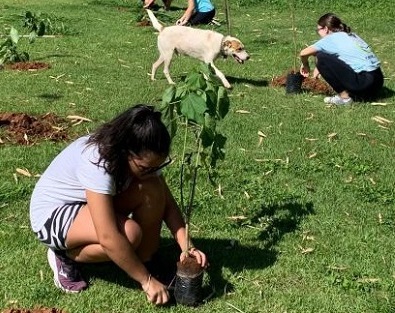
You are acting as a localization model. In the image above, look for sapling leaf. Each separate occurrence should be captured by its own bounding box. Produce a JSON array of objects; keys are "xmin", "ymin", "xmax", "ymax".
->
[
  {"xmin": 185, "ymin": 71, "xmax": 206, "ymax": 91},
  {"xmin": 28, "ymin": 31, "xmax": 37, "ymax": 43},
  {"xmin": 10, "ymin": 28, "xmax": 20, "ymax": 45},
  {"xmin": 180, "ymin": 93, "xmax": 207, "ymax": 125},
  {"xmin": 160, "ymin": 85, "xmax": 178, "ymax": 138},
  {"xmin": 161, "ymin": 85, "xmax": 176, "ymax": 106}
]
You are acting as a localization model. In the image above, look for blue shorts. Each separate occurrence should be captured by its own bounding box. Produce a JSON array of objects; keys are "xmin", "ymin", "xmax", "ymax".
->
[{"xmin": 34, "ymin": 202, "xmax": 84, "ymax": 250}]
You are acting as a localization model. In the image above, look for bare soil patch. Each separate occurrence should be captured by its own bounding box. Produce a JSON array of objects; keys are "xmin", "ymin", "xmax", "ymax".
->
[
  {"xmin": 4, "ymin": 62, "xmax": 51, "ymax": 71},
  {"xmin": 0, "ymin": 112, "xmax": 69, "ymax": 145},
  {"xmin": 271, "ymin": 74, "xmax": 334, "ymax": 95}
]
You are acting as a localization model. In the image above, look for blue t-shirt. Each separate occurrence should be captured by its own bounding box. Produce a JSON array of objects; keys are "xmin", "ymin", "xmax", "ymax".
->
[
  {"xmin": 195, "ymin": 0, "xmax": 214, "ymax": 13},
  {"xmin": 313, "ymin": 32, "xmax": 380, "ymax": 73}
]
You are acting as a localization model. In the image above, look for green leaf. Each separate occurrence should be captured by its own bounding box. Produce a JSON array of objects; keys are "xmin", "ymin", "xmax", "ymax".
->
[
  {"xmin": 10, "ymin": 28, "xmax": 20, "ymax": 45},
  {"xmin": 185, "ymin": 71, "xmax": 206, "ymax": 91},
  {"xmin": 28, "ymin": 31, "xmax": 37, "ymax": 43},
  {"xmin": 180, "ymin": 93, "xmax": 207, "ymax": 125},
  {"xmin": 161, "ymin": 85, "xmax": 176, "ymax": 106},
  {"xmin": 160, "ymin": 86, "xmax": 178, "ymax": 139}
]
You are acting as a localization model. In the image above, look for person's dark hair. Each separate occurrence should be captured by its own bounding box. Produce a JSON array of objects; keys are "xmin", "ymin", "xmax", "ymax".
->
[
  {"xmin": 318, "ymin": 13, "xmax": 351, "ymax": 33},
  {"xmin": 87, "ymin": 104, "xmax": 171, "ymax": 191}
]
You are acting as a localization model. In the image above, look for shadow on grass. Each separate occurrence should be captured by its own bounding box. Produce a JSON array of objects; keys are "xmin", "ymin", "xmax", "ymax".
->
[
  {"xmin": 226, "ymin": 76, "xmax": 269, "ymax": 87},
  {"xmin": 82, "ymin": 200, "xmax": 313, "ymax": 304},
  {"xmin": 377, "ymin": 86, "xmax": 395, "ymax": 101}
]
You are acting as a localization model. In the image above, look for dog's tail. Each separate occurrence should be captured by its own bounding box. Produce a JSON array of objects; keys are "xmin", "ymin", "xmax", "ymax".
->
[{"xmin": 146, "ymin": 9, "xmax": 164, "ymax": 32}]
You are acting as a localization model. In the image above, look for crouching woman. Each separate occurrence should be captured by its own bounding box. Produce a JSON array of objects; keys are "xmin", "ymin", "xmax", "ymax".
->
[
  {"xmin": 300, "ymin": 13, "xmax": 384, "ymax": 105},
  {"xmin": 30, "ymin": 104, "xmax": 208, "ymax": 305}
]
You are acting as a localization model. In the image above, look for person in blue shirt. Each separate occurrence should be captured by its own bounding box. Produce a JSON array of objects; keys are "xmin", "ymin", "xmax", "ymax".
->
[
  {"xmin": 300, "ymin": 13, "xmax": 383, "ymax": 105},
  {"xmin": 176, "ymin": 0, "xmax": 215, "ymax": 25}
]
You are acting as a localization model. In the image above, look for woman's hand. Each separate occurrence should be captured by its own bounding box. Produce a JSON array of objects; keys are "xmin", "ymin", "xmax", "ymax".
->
[
  {"xmin": 300, "ymin": 63, "xmax": 310, "ymax": 78},
  {"xmin": 176, "ymin": 18, "xmax": 188, "ymax": 26},
  {"xmin": 180, "ymin": 248, "xmax": 209, "ymax": 268},
  {"xmin": 312, "ymin": 67, "xmax": 321, "ymax": 79},
  {"xmin": 142, "ymin": 275, "xmax": 170, "ymax": 305}
]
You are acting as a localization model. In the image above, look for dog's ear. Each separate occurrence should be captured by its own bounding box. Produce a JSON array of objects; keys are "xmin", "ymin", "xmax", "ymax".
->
[{"xmin": 223, "ymin": 40, "xmax": 233, "ymax": 48}]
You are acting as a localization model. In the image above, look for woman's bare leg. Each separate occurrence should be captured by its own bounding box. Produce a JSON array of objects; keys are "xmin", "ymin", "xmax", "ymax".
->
[{"xmin": 65, "ymin": 175, "xmax": 166, "ymax": 263}]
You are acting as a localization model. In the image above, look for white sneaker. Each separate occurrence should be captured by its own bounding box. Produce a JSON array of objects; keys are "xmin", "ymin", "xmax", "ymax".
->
[{"xmin": 324, "ymin": 95, "xmax": 353, "ymax": 105}]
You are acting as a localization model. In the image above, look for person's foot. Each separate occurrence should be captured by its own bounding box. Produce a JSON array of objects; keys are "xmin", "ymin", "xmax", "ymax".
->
[
  {"xmin": 47, "ymin": 248, "xmax": 87, "ymax": 293},
  {"xmin": 324, "ymin": 95, "xmax": 353, "ymax": 105}
]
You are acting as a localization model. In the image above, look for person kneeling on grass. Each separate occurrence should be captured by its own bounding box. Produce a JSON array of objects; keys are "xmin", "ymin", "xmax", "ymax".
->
[
  {"xmin": 29, "ymin": 104, "xmax": 208, "ymax": 305},
  {"xmin": 299, "ymin": 13, "xmax": 384, "ymax": 105},
  {"xmin": 176, "ymin": 0, "xmax": 215, "ymax": 26}
]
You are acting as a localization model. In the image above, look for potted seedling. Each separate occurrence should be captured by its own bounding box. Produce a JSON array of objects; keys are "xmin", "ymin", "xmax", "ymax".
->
[
  {"xmin": 160, "ymin": 63, "xmax": 229, "ymax": 306},
  {"xmin": 285, "ymin": 0, "xmax": 303, "ymax": 94}
]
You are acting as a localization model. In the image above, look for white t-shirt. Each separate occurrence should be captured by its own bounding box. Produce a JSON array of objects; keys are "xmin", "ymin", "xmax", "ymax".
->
[{"xmin": 30, "ymin": 136, "xmax": 115, "ymax": 232}]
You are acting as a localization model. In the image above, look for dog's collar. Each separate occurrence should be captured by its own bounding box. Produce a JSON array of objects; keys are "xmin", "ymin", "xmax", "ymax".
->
[{"xmin": 220, "ymin": 37, "xmax": 228, "ymax": 58}]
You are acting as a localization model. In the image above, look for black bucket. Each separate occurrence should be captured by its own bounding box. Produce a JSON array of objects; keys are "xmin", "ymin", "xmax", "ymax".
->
[
  {"xmin": 286, "ymin": 72, "xmax": 304, "ymax": 94},
  {"xmin": 174, "ymin": 271, "xmax": 204, "ymax": 306}
]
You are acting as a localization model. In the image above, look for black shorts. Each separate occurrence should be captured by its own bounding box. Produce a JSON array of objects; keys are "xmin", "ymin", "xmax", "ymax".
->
[{"xmin": 34, "ymin": 202, "xmax": 84, "ymax": 250}]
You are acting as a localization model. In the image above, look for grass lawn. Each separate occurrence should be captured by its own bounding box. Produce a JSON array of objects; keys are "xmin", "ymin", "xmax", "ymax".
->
[{"xmin": 1, "ymin": 0, "xmax": 395, "ymax": 312}]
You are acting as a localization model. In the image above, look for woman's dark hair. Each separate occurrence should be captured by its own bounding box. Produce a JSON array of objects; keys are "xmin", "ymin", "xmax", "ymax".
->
[
  {"xmin": 318, "ymin": 13, "xmax": 351, "ymax": 33},
  {"xmin": 87, "ymin": 104, "xmax": 171, "ymax": 191}
]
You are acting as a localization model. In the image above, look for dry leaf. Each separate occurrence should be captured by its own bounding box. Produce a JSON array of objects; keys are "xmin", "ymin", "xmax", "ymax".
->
[
  {"xmin": 257, "ymin": 130, "xmax": 266, "ymax": 138},
  {"xmin": 305, "ymin": 137, "xmax": 318, "ymax": 141},
  {"xmin": 244, "ymin": 191, "xmax": 250, "ymax": 199},
  {"xmin": 227, "ymin": 215, "xmax": 248, "ymax": 221},
  {"xmin": 371, "ymin": 102, "xmax": 388, "ymax": 106},
  {"xmin": 308, "ymin": 152, "xmax": 317, "ymax": 159},
  {"xmin": 16, "ymin": 168, "xmax": 32, "ymax": 177},
  {"xmin": 327, "ymin": 132, "xmax": 337, "ymax": 141},
  {"xmin": 378, "ymin": 213, "xmax": 383, "ymax": 224},
  {"xmin": 372, "ymin": 115, "xmax": 393, "ymax": 125},
  {"xmin": 306, "ymin": 113, "xmax": 314, "ymax": 120},
  {"xmin": 356, "ymin": 278, "xmax": 380, "ymax": 283},
  {"xmin": 67, "ymin": 115, "xmax": 92, "ymax": 122},
  {"xmin": 235, "ymin": 110, "xmax": 250, "ymax": 114},
  {"xmin": 300, "ymin": 247, "xmax": 314, "ymax": 254}
]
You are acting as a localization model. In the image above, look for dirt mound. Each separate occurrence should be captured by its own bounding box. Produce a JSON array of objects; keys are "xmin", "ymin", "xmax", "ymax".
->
[
  {"xmin": 0, "ymin": 112, "xmax": 69, "ymax": 145},
  {"xmin": 271, "ymin": 74, "xmax": 334, "ymax": 95},
  {"xmin": 5, "ymin": 62, "xmax": 51, "ymax": 71},
  {"xmin": 1, "ymin": 309, "xmax": 67, "ymax": 313}
]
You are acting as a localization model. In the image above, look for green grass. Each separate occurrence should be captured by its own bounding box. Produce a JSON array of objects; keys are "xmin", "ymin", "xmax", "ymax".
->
[{"xmin": 1, "ymin": 0, "xmax": 395, "ymax": 312}]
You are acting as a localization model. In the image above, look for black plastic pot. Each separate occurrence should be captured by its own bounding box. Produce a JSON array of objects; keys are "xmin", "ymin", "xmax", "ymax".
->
[
  {"xmin": 174, "ymin": 271, "xmax": 204, "ymax": 306},
  {"xmin": 286, "ymin": 72, "xmax": 304, "ymax": 94}
]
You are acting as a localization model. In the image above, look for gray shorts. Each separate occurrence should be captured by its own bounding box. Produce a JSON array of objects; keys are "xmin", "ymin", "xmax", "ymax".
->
[{"xmin": 34, "ymin": 202, "xmax": 85, "ymax": 250}]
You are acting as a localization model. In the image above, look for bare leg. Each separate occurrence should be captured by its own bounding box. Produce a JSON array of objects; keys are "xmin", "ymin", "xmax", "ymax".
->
[{"xmin": 65, "ymin": 175, "xmax": 166, "ymax": 263}]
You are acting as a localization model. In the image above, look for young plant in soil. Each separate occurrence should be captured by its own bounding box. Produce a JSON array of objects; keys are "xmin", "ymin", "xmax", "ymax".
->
[
  {"xmin": 284, "ymin": 0, "xmax": 304, "ymax": 94},
  {"xmin": 0, "ymin": 11, "xmax": 47, "ymax": 67},
  {"xmin": 160, "ymin": 63, "xmax": 229, "ymax": 306}
]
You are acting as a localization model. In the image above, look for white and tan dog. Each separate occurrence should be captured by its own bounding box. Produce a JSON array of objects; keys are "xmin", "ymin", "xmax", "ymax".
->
[{"xmin": 146, "ymin": 9, "xmax": 249, "ymax": 89}]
